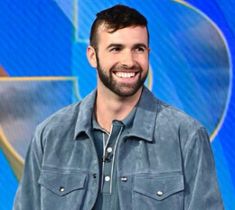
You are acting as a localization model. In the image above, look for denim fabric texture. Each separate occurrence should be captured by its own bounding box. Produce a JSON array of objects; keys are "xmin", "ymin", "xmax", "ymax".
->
[{"xmin": 13, "ymin": 87, "xmax": 224, "ymax": 210}]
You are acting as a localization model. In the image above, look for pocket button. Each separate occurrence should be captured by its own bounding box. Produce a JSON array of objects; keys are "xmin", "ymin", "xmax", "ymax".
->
[
  {"xmin": 156, "ymin": 191, "xmax": 163, "ymax": 196},
  {"xmin": 59, "ymin": 187, "xmax": 65, "ymax": 192}
]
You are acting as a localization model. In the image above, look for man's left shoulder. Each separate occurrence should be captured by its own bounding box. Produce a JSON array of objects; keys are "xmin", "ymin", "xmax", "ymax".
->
[
  {"xmin": 159, "ymin": 102, "xmax": 201, "ymax": 128},
  {"xmin": 142, "ymin": 87, "xmax": 206, "ymax": 135},
  {"xmin": 153, "ymin": 97, "xmax": 206, "ymax": 135},
  {"xmin": 154, "ymin": 100, "xmax": 210, "ymax": 151}
]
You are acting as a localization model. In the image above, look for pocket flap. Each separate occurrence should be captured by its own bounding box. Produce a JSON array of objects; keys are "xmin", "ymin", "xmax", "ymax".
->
[
  {"xmin": 38, "ymin": 169, "xmax": 87, "ymax": 196},
  {"xmin": 133, "ymin": 173, "xmax": 184, "ymax": 201}
]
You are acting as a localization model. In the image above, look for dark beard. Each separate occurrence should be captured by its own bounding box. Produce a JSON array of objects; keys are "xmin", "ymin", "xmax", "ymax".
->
[{"xmin": 96, "ymin": 54, "xmax": 148, "ymax": 97}]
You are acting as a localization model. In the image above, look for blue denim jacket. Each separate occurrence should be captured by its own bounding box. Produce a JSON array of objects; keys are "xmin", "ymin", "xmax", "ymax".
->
[{"xmin": 13, "ymin": 87, "xmax": 224, "ymax": 210}]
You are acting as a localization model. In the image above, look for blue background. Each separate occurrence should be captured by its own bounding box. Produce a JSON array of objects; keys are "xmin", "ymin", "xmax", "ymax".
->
[{"xmin": 0, "ymin": 0, "xmax": 234, "ymax": 209}]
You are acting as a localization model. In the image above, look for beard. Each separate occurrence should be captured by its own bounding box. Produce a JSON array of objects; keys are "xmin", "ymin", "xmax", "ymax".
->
[{"xmin": 96, "ymin": 54, "xmax": 148, "ymax": 97}]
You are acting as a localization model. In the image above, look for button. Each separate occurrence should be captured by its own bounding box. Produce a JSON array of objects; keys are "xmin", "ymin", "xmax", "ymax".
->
[
  {"xmin": 107, "ymin": 147, "xmax": 112, "ymax": 153},
  {"xmin": 59, "ymin": 187, "xmax": 65, "ymax": 192},
  {"xmin": 104, "ymin": 176, "xmax": 111, "ymax": 182},
  {"xmin": 121, "ymin": 177, "xmax": 128, "ymax": 182},
  {"xmin": 93, "ymin": 173, "xmax": 97, "ymax": 179},
  {"xmin": 156, "ymin": 191, "xmax": 163, "ymax": 196}
]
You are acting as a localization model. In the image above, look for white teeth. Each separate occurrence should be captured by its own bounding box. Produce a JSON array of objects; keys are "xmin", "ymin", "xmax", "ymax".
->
[{"xmin": 115, "ymin": 72, "xmax": 135, "ymax": 78}]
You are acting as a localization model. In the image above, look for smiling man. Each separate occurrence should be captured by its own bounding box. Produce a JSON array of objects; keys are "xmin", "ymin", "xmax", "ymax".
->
[
  {"xmin": 13, "ymin": 4, "xmax": 224, "ymax": 210},
  {"xmin": 88, "ymin": 24, "xmax": 149, "ymax": 98}
]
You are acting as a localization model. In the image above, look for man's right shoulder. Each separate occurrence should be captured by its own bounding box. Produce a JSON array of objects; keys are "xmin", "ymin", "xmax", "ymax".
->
[
  {"xmin": 36, "ymin": 102, "xmax": 81, "ymax": 136},
  {"xmin": 34, "ymin": 90, "xmax": 96, "ymax": 145}
]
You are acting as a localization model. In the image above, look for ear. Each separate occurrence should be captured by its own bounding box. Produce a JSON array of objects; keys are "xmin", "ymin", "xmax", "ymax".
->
[{"xmin": 87, "ymin": 45, "xmax": 97, "ymax": 68}]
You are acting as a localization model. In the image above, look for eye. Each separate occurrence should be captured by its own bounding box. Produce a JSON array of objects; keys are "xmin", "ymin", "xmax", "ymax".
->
[
  {"xmin": 109, "ymin": 47, "xmax": 121, "ymax": 53},
  {"xmin": 134, "ymin": 46, "xmax": 146, "ymax": 53}
]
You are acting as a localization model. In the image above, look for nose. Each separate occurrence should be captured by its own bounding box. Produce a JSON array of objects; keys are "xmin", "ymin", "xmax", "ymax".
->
[{"xmin": 121, "ymin": 51, "xmax": 135, "ymax": 68}]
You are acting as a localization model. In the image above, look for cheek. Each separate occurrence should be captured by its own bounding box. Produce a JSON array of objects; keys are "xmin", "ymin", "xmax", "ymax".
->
[
  {"xmin": 138, "ymin": 56, "xmax": 149, "ymax": 70},
  {"xmin": 99, "ymin": 60, "xmax": 114, "ymax": 70},
  {"xmin": 99, "ymin": 55, "xmax": 120, "ymax": 69}
]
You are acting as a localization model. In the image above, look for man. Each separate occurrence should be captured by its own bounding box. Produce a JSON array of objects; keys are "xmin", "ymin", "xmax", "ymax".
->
[{"xmin": 13, "ymin": 4, "xmax": 224, "ymax": 210}]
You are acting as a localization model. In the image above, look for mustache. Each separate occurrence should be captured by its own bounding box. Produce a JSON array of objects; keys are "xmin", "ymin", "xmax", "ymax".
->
[{"xmin": 110, "ymin": 63, "xmax": 143, "ymax": 72}]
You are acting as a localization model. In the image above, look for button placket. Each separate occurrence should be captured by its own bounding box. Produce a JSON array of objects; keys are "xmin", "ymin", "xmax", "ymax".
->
[
  {"xmin": 104, "ymin": 176, "xmax": 111, "ymax": 182},
  {"xmin": 107, "ymin": 147, "xmax": 112, "ymax": 153},
  {"xmin": 102, "ymin": 122, "xmax": 123, "ymax": 194}
]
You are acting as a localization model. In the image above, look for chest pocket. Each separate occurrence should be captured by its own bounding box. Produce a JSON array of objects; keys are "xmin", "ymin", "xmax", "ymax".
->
[
  {"xmin": 132, "ymin": 173, "xmax": 184, "ymax": 209},
  {"xmin": 38, "ymin": 168, "xmax": 87, "ymax": 210}
]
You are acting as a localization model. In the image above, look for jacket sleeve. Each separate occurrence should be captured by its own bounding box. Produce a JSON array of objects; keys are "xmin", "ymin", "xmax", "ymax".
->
[
  {"xmin": 183, "ymin": 127, "xmax": 224, "ymax": 210},
  {"xmin": 13, "ymin": 126, "xmax": 43, "ymax": 210}
]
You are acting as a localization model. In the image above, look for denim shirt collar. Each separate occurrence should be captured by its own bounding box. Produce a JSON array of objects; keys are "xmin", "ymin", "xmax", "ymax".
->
[
  {"xmin": 125, "ymin": 87, "xmax": 160, "ymax": 142},
  {"xmin": 74, "ymin": 86, "xmax": 160, "ymax": 142},
  {"xmin": 74, "ymin": 89, "xmax": 97, "ymax": 139}
]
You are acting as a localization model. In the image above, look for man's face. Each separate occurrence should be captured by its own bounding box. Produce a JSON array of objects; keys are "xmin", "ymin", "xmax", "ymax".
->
[{"xmin": 89, "ymin": 25, "xmax": 149, "ymax": 97}]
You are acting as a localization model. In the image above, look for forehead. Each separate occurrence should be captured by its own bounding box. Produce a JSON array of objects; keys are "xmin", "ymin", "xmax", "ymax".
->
[{"xmin": 96, "ymin": 24, "xmax": 148, "ymax": 46}]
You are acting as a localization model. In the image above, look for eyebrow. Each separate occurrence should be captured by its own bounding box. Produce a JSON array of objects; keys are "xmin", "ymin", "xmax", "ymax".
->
[
  {"xmin": 132, "ymin": 43, "xmax": 149, "ymax": 49},
  {"xmin": 106, "ymin": 44, "xmax": 123, "ymax": 50},
  {"xmin": 106, "ymin": 43, "xmax": 149, "ymax": 50}
]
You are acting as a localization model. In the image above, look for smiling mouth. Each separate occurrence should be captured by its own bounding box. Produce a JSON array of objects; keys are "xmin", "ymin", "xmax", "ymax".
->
[{"xmin": 114, "ymin": 72, "xmax": 137, "ymax": 78}]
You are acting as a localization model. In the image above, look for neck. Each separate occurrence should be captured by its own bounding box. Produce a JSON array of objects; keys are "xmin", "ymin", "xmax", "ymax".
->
[{"xmin": 95, "ymin": 86, "xmax": 143, "ymax": 132}]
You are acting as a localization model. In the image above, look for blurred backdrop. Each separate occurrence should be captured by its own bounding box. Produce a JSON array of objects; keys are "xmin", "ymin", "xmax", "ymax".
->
[{"xmin": 0, "ymin": 0, "xmax": 234, "ymax": 209}]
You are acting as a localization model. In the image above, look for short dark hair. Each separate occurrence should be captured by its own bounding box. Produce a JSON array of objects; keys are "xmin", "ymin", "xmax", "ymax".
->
[{"xmin": 89, "ymin": 4, "xmax": 149, "ymax": 48}]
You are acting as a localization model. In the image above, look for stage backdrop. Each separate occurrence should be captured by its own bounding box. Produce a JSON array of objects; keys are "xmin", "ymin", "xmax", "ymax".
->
[{"xmin": 0, "ymin": 0, "xmax": 234, "ymax": 209}]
